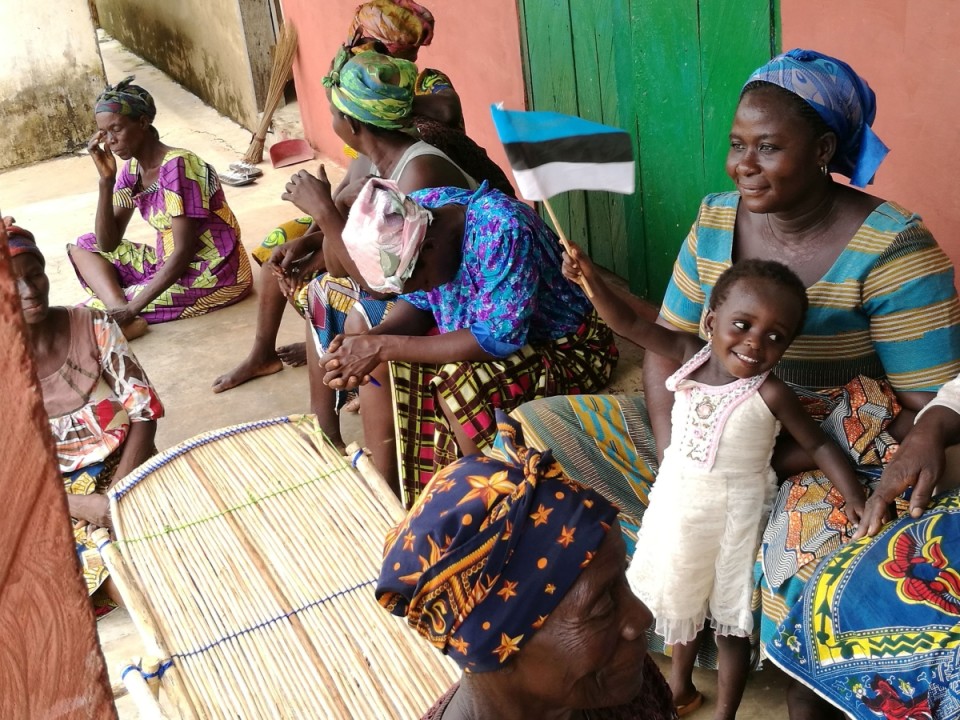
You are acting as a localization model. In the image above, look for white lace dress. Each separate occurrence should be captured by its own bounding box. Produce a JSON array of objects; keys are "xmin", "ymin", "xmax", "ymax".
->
[{"xmin": 627, "ymin": 344, "xmax": 781, "ymax": 644}]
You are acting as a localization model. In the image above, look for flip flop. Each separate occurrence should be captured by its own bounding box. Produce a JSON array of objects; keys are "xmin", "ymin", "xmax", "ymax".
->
[
  {"xmin": 219, "ymin": 170, "xmax": 257, "ymax": 187},
  {"xmin": 676, "ymin": 691, "xmax": 704, "ymax": 717},
  {"xmin": 229, "ymin": 161, "xmax": 263, "ymax": 177}
]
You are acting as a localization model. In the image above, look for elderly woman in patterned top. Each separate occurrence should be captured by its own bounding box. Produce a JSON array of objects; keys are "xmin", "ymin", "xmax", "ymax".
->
[
  {"xmin": 9, "ymin": 221, "xmax": 162, "ymax": 609},
  {"xmin": 377, "ymin": 414, "xmax": 678, "ymax": 719}
]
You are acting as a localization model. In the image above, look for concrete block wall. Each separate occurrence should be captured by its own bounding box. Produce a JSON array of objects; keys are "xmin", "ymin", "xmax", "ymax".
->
[
  {"xmin": 0, "ymin": 0, "xmax": 106, "ymax": 169},
  {"xmin": 95, "ymin": 0, "xmax": 260, "ymax": 131}
]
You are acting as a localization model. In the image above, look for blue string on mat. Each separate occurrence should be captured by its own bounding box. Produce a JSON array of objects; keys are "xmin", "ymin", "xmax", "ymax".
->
[
  {"xmin": 171, "ymin": 578, "xmax": 377, "ymax": 660},
  {"xmin": 121, "ymin": 659, "xmax": 174, "ymax": 682}
]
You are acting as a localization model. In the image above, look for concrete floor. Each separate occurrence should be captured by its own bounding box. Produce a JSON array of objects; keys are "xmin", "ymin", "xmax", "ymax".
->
[{"xmin": 3, "ymin": 35, "xmax": 792, "ymax": 718}]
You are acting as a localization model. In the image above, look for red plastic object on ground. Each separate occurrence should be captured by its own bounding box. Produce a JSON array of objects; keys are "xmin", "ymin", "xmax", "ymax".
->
[{"xmin": 269, "ymin": 138, "xmax": 315, "ymax": 168}]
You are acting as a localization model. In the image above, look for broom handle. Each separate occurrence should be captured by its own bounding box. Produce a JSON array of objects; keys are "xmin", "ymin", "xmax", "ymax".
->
[{"xmin": 542, "ymin": 198, "xmax": 594, "ymax": 298}]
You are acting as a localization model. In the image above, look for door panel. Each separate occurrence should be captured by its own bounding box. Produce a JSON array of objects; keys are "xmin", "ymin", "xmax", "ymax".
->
[{"xmin": 519, "ymin": 0, "xmax": 775, "ymax": 301}]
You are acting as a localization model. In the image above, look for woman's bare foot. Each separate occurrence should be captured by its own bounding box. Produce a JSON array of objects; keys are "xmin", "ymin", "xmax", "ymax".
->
[
  {"xmin": 212, "ymin": 352, "xmax": 284, "ymax": 393},
  {"xmin": 121, "ymin": 316, "xmax": 148, "ymax": 340},
  {"xmin": 277, "ymin": 342, "xmax": 307, "ymax": 367}
]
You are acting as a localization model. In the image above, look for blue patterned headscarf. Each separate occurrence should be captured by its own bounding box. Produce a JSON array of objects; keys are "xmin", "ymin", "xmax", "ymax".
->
[
  {"xmin": 747, "ymin": 49, "xmax": 889, "ymax": 187},
  {"xmin": 376, "ymin": 413, "xmax": 618, "ymax": 673}
]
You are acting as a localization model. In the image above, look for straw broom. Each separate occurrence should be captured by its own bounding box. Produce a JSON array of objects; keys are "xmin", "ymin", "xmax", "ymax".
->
[{"xmin": 243, "ymin": 22, "xmax": 299, "ymax": 164}]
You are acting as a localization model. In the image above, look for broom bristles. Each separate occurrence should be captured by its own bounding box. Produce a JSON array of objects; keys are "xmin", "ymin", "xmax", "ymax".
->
[{"xmin": 244, "ymin": 22, "xmax": 299, "ymax": 164}]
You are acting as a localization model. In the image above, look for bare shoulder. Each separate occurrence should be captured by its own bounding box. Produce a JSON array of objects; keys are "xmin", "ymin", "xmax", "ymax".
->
[
  {"xmin": 398, "ymin": 153, "xmax": 469, "ymax": 193},
  {"xmin": 757, "ymin": 373, "xmax": 800, "ymax": 411}
]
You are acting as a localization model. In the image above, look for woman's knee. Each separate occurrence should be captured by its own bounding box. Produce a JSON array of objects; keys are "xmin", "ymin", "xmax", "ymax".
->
[{"xmin": 344, "ymin": 308, "xmax": 371, "ymax": 335}]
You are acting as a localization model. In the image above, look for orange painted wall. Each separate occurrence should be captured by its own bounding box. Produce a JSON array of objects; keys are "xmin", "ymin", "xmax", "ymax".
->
[
  {"xmin": 781, "ymin": 1, "xmax": 960, "ymax": 270},
  {"xmin": 279, "ymin": 0, "xmax": 526, "ymax": 179}
]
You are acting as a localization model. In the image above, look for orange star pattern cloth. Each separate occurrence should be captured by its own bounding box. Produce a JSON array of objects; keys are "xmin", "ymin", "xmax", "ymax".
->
[{"xmin": 376, "ymin": 412, "xmax": 617, "ymax": 672}]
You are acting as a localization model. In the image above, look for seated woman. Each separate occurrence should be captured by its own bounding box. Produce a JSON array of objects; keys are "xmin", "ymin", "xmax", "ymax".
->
[
  {"xmin": 316, "ymin": 178, "xmax": 617, "ymax": 506},
  {"xmin": 509, "ymin": 49, "xmax": 960, "ymax": 710},
  {"xmin": 10, "ymin": 223, "xmax": 163, "ymax": 608},
  {"xmin": 768, "ymin": 376, "xmax": 960, "ymax": 719},
  {"xmin": 68, "ymin": 77, "xmax": 253, "ymax": 339},
  {"xmin": 211, "ymin": 0, "xmax": 513, "ymax": 393},
  {"xmin": 376, "ymin": 414, "xmax": 677, "ymax": 720}
]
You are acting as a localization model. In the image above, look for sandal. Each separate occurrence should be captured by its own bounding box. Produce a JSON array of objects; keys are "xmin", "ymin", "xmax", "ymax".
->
[
  {"xmin": 676, "ymin": 691, "xmax": 704, "ymax": 717},
  {"xmin": 218, "ymin": 169, "xmax": 257, "ymax": 187},
  {"xmin": 229, "ymin": 161, "xmax": 263, "ymax": 177}
]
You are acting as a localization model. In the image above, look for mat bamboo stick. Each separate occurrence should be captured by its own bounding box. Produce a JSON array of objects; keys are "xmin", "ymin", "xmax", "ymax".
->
[{"xmin": 121, "ymin": 662, "xmax": 171, "ymax": 720}]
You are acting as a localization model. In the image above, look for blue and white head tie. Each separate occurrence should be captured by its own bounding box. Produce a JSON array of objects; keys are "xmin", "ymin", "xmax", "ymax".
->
[{"xmin": 747, "ymin": 48, "xmax": 889, "ymax": 187}]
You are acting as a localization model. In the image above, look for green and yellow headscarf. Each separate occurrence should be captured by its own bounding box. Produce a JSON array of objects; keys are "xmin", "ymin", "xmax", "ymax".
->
[{"xmin": 323, "ymin": 50, "xmax": 417, "ymax": 130}]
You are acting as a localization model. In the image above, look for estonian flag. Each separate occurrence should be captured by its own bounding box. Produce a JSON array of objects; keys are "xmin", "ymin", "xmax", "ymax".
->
[{"xmin": 490, "ymin": 105, "xmax": 635, "ymax": 201}]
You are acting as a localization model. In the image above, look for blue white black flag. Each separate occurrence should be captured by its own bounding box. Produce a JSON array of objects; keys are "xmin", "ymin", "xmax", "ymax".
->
[{"xmin": 490, "ymin": 105, "xmax": 635, "ymax": 201}]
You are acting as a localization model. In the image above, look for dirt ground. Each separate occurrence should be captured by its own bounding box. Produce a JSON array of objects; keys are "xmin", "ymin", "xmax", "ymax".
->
[{"xmin": 3, "ymin": 34, "xmax": 792, "ymax": 719}]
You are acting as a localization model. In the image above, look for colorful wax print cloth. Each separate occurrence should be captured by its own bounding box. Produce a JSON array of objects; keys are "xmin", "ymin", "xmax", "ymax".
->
[
  {"xmin": 43, "ymin": 308, "xmax": 163, "ymax": 472},
  {"xmin": 64, "ymin": 453, "xmax": 120, "ymax": 597},
  {"xmin": 74, "ymin": 148, "xmax": 252, "ymax": 323},
  {"xmin": 402, "ymin": 184, "xmax": 593, "ymax": 357},
  {"xmin": 252, "ymin": 215, "xmax": 313, "ymax": 266},
  {"xmin": 393, "ymin": 311, "xmax": 616, "ymax": 507},
  {"xmin": 767, "ymin": 489, "xmax": 960, "ymax": 720}
]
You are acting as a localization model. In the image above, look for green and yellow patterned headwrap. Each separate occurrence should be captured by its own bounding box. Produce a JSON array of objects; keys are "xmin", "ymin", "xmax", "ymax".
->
[
  {"xmin": 95, "ymin": 76, "xmax": 157, "ymax": 121},
  {"xmin": 323, "ymin": 50, "xmax": 416, "ymax": 130}
]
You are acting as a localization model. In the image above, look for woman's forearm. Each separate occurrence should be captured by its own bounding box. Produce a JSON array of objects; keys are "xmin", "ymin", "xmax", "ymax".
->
[
  {"xmin": 316, "ymin": 206, "xmax": 357, "ymax": 279},
  {"xmin": 378, "ymin": 329, "xmax": 496, "ymax": 365},
  {"xmin": 67, "ymin": 493, "xmax": 111, "ymax": 527},
  {"xmin": 94, "ymin": 178, "xmax": 122, "ymax": 252},
  {"xmin": 113, "ymin": 420, "xmax": 157, "ymax": 482}
]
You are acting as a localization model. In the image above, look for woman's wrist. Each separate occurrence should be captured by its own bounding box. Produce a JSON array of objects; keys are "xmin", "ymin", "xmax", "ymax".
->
[{"xmin": 99, "ymin": 176, "xmax": 116, "ymax": 189}]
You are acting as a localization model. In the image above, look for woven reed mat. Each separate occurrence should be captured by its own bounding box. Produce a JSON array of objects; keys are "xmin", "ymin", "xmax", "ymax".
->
[{"xmin": 106, "ymin": 415, "xmax": 458, "ymax": 719}]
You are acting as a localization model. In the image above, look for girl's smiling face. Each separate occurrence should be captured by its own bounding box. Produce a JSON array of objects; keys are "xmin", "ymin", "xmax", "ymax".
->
[{"xmin": 704, "ymin": 276, "xmax": 804, "ymax": 380}]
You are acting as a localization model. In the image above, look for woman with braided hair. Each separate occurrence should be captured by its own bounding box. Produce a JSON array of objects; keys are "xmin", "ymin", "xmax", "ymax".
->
[{"xmin": 68, "ymin": 77, "xmax": 253, "ymax": 338}]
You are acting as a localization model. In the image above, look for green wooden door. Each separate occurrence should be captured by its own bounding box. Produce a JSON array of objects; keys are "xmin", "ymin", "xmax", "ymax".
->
[{"xmin": 518, "ymin": 0, "xmax": 776, "ymax": 301}]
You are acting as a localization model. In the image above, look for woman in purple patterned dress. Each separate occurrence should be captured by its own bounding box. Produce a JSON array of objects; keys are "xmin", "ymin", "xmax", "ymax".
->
[{"xmin": 68, "ymin": 77, "xmax": 252, "ymax": 338}]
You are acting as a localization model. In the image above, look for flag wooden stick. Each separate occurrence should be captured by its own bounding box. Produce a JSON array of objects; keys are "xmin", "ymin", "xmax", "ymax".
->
[{"xmin": 541, "ymin": 198, "xmax": 594, "ymax": 298}]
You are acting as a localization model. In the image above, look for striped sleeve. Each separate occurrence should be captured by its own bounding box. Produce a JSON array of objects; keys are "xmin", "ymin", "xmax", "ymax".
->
[
  {"xmin": 659, "ymin": 195, "xmax": 739, "ymax": 333},
  {"xmin": 863, "ymin": 223, "xmax": 960, "ymax": 391},
  {"xmin": 660, "ymin": 213, "xmax": 705, "ymax": 333}
]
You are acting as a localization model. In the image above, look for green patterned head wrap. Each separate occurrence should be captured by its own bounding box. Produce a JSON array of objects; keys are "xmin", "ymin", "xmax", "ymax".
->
[
  {"xmin": 95, "ymin": 76, "xmax": 157, "ymax": 121},
  {"xmin": 323, "ymin": 50, "xmax": 416, "ymax": 130}
]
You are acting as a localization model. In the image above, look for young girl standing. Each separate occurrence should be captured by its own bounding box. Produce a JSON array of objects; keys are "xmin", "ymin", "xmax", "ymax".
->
[{"xmin": 563, "ymin": 249, "xmax": 863, "ymax": 720}]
